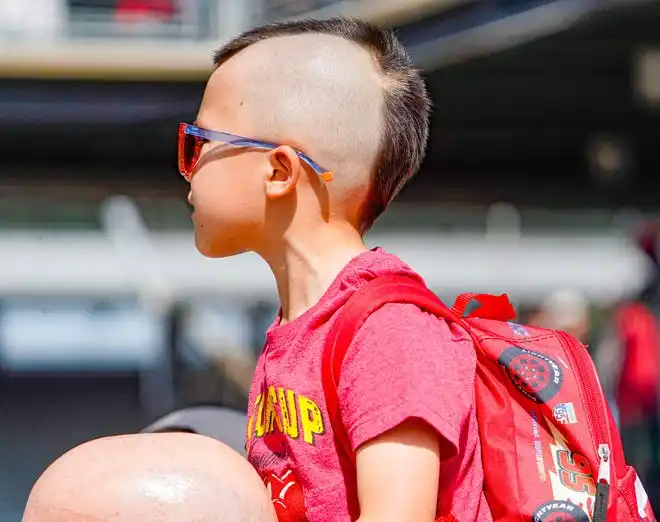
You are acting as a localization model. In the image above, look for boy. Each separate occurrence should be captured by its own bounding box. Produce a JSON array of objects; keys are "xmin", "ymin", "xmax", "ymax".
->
[{"xmin": 179, "ymin": 18, "xmax": 490, "ymax": 521}]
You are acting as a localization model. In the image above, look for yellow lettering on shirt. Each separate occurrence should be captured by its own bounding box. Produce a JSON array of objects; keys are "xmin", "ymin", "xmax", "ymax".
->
[
  {"xmin": 298, "ymin": 394, "xmax": 325, "ymax": 445},
  {"xmin": 255, "ymin": 392, "xmax": 266, "ymax": 438},
  {"xmin": 278, "ymin": 387, "xmax": 299, "ymax": 439},
  {"xmin": 265, "ymin": 386, "xmax": 283, "ymax": 434},
  {"xmin": 248, "ymin": 387, "xmax": 325, "ymax": 446}
]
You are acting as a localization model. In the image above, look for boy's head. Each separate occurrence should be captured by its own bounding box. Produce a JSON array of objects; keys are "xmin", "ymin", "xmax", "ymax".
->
[
  {"xmin": 22, "ymin": 433, "xmax": 276, "ymax": 522},
  {"xmin": 182, "ymin": 18, "xmax": 431, "ymax": 258}
]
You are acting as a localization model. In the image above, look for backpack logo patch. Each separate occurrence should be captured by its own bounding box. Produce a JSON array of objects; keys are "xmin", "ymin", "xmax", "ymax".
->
[
  {"xmin": 532, "ymin": 500, "xmax": 590, "ymax": 522},
  {"xmin": 499, "ymin": 346, "xmax": 563, "ymax": 403},
  {"xmin": 553, "ymin": 402, "xmax": 578, "ymax": 425}
]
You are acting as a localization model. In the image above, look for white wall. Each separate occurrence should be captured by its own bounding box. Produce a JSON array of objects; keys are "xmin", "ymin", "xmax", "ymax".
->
[{"xmin": 0, "ymin": 230, "xmax": 650, "ymax": 304}]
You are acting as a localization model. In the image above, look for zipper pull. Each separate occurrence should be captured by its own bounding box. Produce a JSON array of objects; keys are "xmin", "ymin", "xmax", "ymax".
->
[{"xmin": 592, "ymin": 444, "xmax": 611, "ymax": 522}]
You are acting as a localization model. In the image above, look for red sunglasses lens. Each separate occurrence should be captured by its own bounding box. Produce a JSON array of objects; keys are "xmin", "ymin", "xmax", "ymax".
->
[{"xmin": 178, "ymin": 125, "xmax": 203, "ymax": 180}]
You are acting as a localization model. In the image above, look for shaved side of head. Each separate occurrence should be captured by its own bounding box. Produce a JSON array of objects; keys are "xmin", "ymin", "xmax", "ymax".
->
[
  {"xmin": 23, "ymin": 433, "xmax": 275, "ymax": 522},
  {"xmin": 211, "ymin": 18, "xmax": 431, "ymax": 231},
  {"xmin": 213, "ymin": 33, "xmax": 384, "ymax": 203}
]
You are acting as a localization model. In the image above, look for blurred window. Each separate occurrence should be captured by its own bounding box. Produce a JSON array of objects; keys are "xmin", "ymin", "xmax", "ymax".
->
[
  {"xmin": 65, "ymin": 0, "xmax": 215, "ymax": 40},
  {"xmin": 261, "ymin": 0, "xmax": 344, "ymax": 19}
]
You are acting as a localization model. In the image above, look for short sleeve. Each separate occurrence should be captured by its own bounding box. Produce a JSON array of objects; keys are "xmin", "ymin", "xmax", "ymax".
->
[{"xmin": 336, "ymin": 303, "xmax": 476, "ymax": 460}]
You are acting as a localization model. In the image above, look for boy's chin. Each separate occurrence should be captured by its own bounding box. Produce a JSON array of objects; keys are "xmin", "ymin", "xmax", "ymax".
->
[{"xmin": 194, "ymin": 234, "xmax": 247, "ymax": 259}]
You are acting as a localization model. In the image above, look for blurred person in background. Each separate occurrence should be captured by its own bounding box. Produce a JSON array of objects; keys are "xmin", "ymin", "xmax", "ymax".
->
[
  {"xmin": 536, "ymin": 288, "xmax": 592, "ymax": 343},
  {"xmin": 22, "ymin": 433, "xmax": 275, "ymax": 522},
  {"xmin": 638, "ymin": 220, "xmax": 660, "ymax": 311},
  {"xmin": 516, "ymin": 303, "xmax": 546, "ymax": 329}
]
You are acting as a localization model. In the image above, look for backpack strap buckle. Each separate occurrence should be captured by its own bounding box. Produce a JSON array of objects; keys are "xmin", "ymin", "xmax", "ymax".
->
[{"xmin": 451, "ymin": 293, "xmax": 516, "ymax": 321}]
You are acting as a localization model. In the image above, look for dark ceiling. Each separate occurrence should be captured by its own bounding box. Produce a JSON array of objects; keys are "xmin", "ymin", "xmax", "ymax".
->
[
  {"xmin": 1, "ymin": 0, "xmax": 659, "ymax": 208},
  {"xmin": 411, "ymin": 0, "xmax": 660, "ymax": 203}
]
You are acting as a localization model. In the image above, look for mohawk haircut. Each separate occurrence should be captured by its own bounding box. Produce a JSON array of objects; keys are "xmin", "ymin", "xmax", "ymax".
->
[{"xmin": 213, "ymin": 18, "xmax": 432, "ymax": 232}]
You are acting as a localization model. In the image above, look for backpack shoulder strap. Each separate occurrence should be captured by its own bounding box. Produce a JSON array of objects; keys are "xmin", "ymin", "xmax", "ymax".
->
[{"xmin": 321, "ymin": 274, "xmax": 463, "ymax": 464}]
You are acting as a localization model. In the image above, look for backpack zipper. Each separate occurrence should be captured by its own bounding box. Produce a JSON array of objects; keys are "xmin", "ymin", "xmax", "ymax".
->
[
  {"xmin": 557, "ymin": 331, "xmax": 611, "ymax": 521},
  {"xmin": 593, "ymin": 444, "xmax": 611, "ymax": 522}
]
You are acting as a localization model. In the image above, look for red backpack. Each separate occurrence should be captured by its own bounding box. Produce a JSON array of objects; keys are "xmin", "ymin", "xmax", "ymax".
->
[{"xmin": 322, "ymin": 275, "xmax": 656, "ymax": 522}]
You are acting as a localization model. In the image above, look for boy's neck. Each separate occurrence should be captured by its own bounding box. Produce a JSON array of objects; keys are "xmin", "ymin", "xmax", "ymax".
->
[{"xmin": 263, "ymin": 225, "xmax": 368, "ymax": 324}]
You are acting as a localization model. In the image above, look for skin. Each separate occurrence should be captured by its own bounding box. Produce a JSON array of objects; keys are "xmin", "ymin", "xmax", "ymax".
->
[
  {"xmin": 188, "ymin": 32, "xmax": 440, "ymax": 521},
  {"xmin": 22, "ymin": 433, "xmax": 276, "ymax": 522}
]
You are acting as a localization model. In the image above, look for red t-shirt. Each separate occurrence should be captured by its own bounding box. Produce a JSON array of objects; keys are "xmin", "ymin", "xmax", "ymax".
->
[{"xmin": 246, "ymin": 249, "xmax": 491, "ymax": 521}]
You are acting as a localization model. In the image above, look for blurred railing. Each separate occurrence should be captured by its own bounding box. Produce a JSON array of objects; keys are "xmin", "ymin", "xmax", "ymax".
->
[{"xmin": 0, "ymin": 194, "xmax": 653, "ymax": 304}]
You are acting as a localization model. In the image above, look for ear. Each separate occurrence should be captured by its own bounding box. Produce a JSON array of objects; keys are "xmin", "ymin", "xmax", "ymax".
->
[{"xmin": 265, "ymin": 146, "xmax": 302, "ymax": 200}]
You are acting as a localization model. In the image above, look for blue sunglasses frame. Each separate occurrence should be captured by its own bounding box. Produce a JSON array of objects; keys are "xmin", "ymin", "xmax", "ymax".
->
[{"xmin": 178, "ymin": 123, "xmax": 333, "ymax": 182}]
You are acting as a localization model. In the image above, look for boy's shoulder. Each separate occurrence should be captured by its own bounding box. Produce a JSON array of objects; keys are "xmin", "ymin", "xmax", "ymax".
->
[
  {"xmin": 328, "ymin": 247, "xmax": 473, "ymax": 359},
  {"xmin": 353, "ymin": 300, "xmax": 474, "ymax": 359}
]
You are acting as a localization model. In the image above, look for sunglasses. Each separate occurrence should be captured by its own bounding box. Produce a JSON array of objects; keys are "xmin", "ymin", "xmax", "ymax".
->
[{"xmin": 178, "ymin": 123, "xmax": 333, "ymax": 182}]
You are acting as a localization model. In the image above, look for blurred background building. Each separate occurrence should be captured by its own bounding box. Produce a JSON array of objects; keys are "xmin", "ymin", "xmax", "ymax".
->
[{"xmin": 2, "ymin": 0, "xmax": 660, "ymax": 519}]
